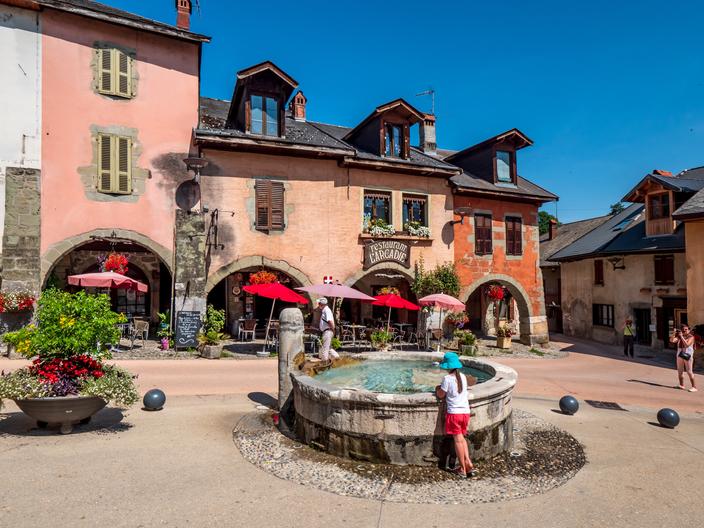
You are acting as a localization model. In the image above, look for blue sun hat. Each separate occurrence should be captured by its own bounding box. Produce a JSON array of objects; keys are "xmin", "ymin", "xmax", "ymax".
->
[{"xmin": 439, "ymin": 352, "xmax": 463, "ymax": 370}]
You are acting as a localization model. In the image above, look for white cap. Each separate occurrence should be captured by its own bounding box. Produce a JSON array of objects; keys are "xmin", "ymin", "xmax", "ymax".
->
[{"xmin": 317, "ymin": 297, "xmax": 328, "ymax": 305}]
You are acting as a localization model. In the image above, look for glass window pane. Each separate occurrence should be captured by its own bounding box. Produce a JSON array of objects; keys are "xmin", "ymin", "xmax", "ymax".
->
[
  {"xmin": 265, "ymin": 97, "xmax": 278, "ymax": 136},
  {"xmin": 251, "ymin": 95, "xmax": 263, "ymax": 134},
  {"xmin": 393, "ymin": 126, "xmax": 401, "ymax": 157},
  {"xmin": 385, "ymin": 128, "xmax": 392, "ymax": 156},
  {"xmin": 496, "ymin": 150, "xmax": 512, "ymax": 182}
]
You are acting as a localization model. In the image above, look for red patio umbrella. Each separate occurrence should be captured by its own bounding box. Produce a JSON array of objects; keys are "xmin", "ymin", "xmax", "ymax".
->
[
  {"xmin": 68, "ymin": 271, "xmax": 148, "ymax": 292},
  {"xmin": 243, "ymin": 283, "xmax": 309, "ymax": 354},
  {"xmin": 372, "ymin": 294, "xmax": 420, "ymax": 332}
]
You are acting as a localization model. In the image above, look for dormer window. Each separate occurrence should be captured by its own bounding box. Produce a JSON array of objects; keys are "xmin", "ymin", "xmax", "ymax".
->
[
  {"xmin": 250, "ymin": 95, "xmax": 279, "ymax": 136},
  {"xmin": 495, "ymin": 150, "xmax": 515, "ymax": 183},
  {"xmin": 384, "ymin": 123, "xmax": 403, "ymax": 158},
  {"xmin": 648, "ymin": 193, "xmax": 670, "ymax": 219}
]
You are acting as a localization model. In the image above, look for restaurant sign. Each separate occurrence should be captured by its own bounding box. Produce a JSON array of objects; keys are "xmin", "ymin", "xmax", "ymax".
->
[{"xmin": 363, "ymin": 240, "xmax": 411, "ymax": 270}]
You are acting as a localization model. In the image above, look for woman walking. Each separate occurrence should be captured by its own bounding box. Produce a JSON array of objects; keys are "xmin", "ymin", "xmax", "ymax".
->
[
  {"xmin": 435, "ymin": 352, "xmax": 477, "ymax": 478},
  {"xmin": 670, "ymin": 324, "xmax": 698, "ymax": 392}
]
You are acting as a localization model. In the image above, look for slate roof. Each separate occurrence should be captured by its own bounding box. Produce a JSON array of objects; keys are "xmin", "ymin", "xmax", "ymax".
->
[
  {"xmin": 36, "ymin": 0, "xmax": 210, "ymax": 42},
  {"xmin": 548, "ymin": 203, "xmax": 685, "ymax": 262},
  {"xmin": 450, "ymin": 171, "xmax": 557, "ymax": 202},
  {"xmin": 197, "ymin": 97, "xmax": 460, "ymax": 171},
  {"xmin": 673, "ymin": 188, "xmax": 704, "ymax": 220},
  {"xmin": 622, "ymin": 166, "xmax": 704, "ymax": 202},
  {"xmin": 539, "ymin": 215, "xmax": 611, "ymax": 267}
]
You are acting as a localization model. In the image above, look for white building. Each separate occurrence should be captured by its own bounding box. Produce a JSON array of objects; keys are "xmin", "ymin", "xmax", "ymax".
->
[{"xmin": 0, "ymin": 2, "xmax": 42, "ymax": 255}]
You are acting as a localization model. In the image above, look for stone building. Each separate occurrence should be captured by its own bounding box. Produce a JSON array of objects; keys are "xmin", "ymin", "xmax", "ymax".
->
[
  {"xmin": 544, "ymin": 168, "xmax": 704, "ymax": 352},
  {"xmin": 0, "ymin": 0, "xmax": 209, "ymax": 323}
]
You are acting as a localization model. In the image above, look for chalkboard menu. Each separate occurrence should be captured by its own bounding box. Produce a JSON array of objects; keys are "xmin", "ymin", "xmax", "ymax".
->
[{"xmin": 175, "ymin": 311, "xmax": 201, "ymax": 348}]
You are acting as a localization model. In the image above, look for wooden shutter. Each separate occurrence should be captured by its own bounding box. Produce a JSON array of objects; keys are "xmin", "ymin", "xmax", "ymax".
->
[
  {"xmin": 594, "ymin": 260, "xmax": 604, "ymax": 285},
  {"xmin": 97, "ymin": 134, "xmax": 113, "ymax": 192},
  {"xmin": 116, "ymin": 50, "xmax": 131, "ymax": 97},
  {"xmin": 255, "ymin": 180, "xmax": 271, "ymax": 229},
  {"xmin": 98, "ymin": 49, "xmax": 113, "ymax": 94},
  {"xmin": 475, "ymin": 215, "xmax": 492, "ymax": 255},
  {"xmin": 506, "ymin": 217, "xmax": 522, "ymax": 255},
  {"xmin": 116, "ymin": 136, "xmax": 131, "ymax": 193},
  {"xmin": 270, "ymin": 182, "xmax": 284, "ymax": 230}
]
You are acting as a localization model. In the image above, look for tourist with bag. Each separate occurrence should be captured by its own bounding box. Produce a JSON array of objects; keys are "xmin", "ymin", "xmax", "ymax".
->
[
  {"xmin": 669, "ymin": 324, "xmax": 698, "ymax": 392},
  {"xmin": 435, "ymin": 352, "xmax": 477, "ymax": 478}
]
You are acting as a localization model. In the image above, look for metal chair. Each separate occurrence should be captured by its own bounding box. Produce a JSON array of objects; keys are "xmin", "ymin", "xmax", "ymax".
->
[{"xmin": 130, "ymin": 320, "xmax": 149, "ymax": 350}]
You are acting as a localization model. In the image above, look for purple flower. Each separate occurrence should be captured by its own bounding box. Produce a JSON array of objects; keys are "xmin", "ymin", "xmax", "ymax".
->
[{"xmin": 51, "ymin": 376, "xmax": 79, "ymax": 397}]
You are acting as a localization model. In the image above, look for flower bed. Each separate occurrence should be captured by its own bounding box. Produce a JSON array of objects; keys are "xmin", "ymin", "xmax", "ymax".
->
[{"xmin": 0, "ymin": 290, "xmax": 35, "ymax": 313}]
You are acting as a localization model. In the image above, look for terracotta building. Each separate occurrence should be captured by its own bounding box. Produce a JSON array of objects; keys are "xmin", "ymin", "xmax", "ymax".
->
[{"xmin": 194, "ymin": 62, "xmax": 555, "ymax": 344}]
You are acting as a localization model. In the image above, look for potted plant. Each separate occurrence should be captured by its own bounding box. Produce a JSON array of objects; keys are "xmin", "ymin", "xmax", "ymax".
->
[
  {"xmin": 404, "ymin": 220, "xmax": 431, "ymax": 238},
  {"xmin": 371, "ymin": 329, "xmax": 393, "ymax": 351},
  {"xmin": 454, "ymin": 329, "xmax": 477, "ymax": 356},
  {"xmin": 445, "ymin": 311, "xmax": 469, "ymax": 329},
  {"xmin": 198, "ymin": 304, "xmax": 227, "ymax": 359},
  {"xmin": 0, "ymin": 289, "xmax": 36, "ymax": 338},
  {"xmin": 157, "ymin": 311, "xmax": 171, "ymax": 350},
  {"xmin": 0, "ymin": 289, "xmax": 138, "ymax": 434},
  {"xmin": 496, "ymin": 325, "xmax": 515, "ymax": 350},
  {"xmin": 363, "ymin": 214, "xmax": 396, "ymax": 237}
]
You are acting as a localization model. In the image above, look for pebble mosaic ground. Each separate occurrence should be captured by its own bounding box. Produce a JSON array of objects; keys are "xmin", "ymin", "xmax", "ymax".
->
[{"xmin": 233, "ymin": 408, "xmax": 586, "ymax": 504}]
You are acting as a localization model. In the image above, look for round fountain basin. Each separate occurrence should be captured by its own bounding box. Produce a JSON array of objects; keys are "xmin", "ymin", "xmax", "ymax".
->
[{"xmin": 291, "ymin": 351, "xmax": 517, "ymax": 465}]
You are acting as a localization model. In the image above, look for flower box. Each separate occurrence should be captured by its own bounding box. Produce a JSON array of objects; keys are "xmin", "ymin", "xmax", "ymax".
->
[{"xmin": 496, "ymin": 336, "xmax": 512, "ymax": 349}]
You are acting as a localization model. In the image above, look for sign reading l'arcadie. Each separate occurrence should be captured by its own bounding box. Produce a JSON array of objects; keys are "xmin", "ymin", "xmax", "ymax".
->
[{"xmin": 363, "ymin": 240, "xmax": 411, "ymax": 270}]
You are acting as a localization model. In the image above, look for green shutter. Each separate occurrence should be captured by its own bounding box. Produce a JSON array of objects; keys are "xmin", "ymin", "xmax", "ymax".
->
[
  {"xmin": 98, "ymin": 49, "xmax": 113, "ymax": 94},
  {"xmin": 116, "ymin": 50, "xmax": 131, "ymax": 97},
  {"xmin": 97, "ymin": 134, "xmax": 113, "ymax": 192}
]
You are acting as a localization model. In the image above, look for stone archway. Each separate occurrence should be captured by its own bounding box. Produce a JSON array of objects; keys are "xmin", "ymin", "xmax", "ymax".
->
[
  {"xmin": 40, "ymin": 228, "xmax": 174, "ymax": 289},
  {"xmin": 205, "ymin": 256, "xmax": 312, "ymax": 293},
  {"xmin": 343, "ymin": 262, "xmax": 414, "ymax": 287},
  {"xmin": 460, "ymin": 273, "xmax": 547, "ymax": 345}
]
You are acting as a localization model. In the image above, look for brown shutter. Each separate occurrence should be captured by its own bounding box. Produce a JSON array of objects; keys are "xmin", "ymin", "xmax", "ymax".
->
[
  {"xmin": 255, "ymin": 180, "xmax": 271, "ymax": 229},
  {"xmin": 99, "ymin": 49, "xmax": 113, "ymax": 94},
  {"xmin": 117, "ymin": 51, "xmax": 131, "ymax": 97},
  {"xmin": 116, "ymin": 136, "xmax": 131, "ymax": 193},
  {"xmin": 270, "ymin": 182, "xmax": 284, "ymax": 230},
  {"xmin": 98, "ymin": 134, "xmax": 113, "ymax": 192},
  {"xmin": 594, "ymin": 260, "xmax": 604, "ymax": 285},
  {"xmin": 515, "ymin": 219, "xmax": 522, "ymax": 254}
]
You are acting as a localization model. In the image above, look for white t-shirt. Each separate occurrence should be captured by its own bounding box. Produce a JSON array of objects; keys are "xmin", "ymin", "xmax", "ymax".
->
[
  {"xmin": 319, "ymin": 306, "xmax": 334, "ymax": 332},
  {"xmin": 440, "ymin": 373, "xmax": 470, "ymax": 414}
]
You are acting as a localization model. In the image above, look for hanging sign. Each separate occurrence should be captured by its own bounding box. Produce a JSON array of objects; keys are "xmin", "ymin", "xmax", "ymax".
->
[{"xmin": 363, "ymin": 240, "xmax": 411, "ymax": 270}]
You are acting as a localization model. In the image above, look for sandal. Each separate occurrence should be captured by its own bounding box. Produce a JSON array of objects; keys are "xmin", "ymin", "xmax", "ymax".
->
[
  {"xmin": 689, "ymin": 387, "xmax": 698, "ymax": 392},
  {"xmin": 467, "ymin": 469, "xmax": 478, "ymax": 478},
  {"xmin": 452, "ymin": 467, "xmax": 467, "ymax": 478}
]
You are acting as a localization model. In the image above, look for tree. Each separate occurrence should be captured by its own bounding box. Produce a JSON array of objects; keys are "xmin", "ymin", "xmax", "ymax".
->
[
  {"xmin": 538, "ymin": 211, "xmax": 558, "ymax": 235},
  {"xmin": 411, "ymin": 257, "xmax": 461, "ymax": 298},
  {"xmin": 609, "ymin": 202, "xmax": 625, "ymax": 215}
]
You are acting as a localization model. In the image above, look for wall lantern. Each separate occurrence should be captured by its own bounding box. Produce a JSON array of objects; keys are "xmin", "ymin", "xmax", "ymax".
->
[
  {"xmin": 607, "ymin": 256, "xmax": 626, "ymax": 271},
  {"xmin": 183, "ymin": 156, "xmax": 209, "ymax": 184},
  {"xmin": 451, "ymin": 206, "xmax": 472, "ymax": 225}
]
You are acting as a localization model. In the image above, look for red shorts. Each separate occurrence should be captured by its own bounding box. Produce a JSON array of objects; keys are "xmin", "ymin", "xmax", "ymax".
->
[{"xmin": 445, "ymin": 413, "xmax": 470, "ymax": 435}]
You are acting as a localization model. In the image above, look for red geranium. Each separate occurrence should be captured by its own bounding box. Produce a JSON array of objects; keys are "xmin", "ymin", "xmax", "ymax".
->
[
  {"xmin": 31, "ymin": 355, "xmax": 104, "ymax": 384},
  {"xmin": 102, "ymin": 252, "xmax": 129, "ymax": 275},
  {"xmin": 249, "ymin": 270, "xmax": 278, "ymax": 285},
  {"xmin": 487, "ymin": 285, "xmax": 505, "ymax": 301}
]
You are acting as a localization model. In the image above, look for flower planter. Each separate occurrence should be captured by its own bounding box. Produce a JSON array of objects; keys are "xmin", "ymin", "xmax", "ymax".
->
[
  {"xmin": 459, "ymin": 344, "xmax": 477, "ymax": 356},
  {"xmin": 160, "ymin": 337, "xmax": 170, "ymax": 350},
  {"xmin": 200, "ymin": 344, "xmax": 222, "ymax": 359},
  {"xmin": 496, "ymin": 336, "xmax": 512, "ymax": 350},
  {"xmin": 14, "ymin": 396, "xmax": 107, "ymax": 434}
]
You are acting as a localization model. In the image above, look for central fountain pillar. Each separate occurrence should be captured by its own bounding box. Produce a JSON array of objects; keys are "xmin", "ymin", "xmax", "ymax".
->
[{"xmin": 277, "ymin": 308, "xmax": 305, "ymax": 425}]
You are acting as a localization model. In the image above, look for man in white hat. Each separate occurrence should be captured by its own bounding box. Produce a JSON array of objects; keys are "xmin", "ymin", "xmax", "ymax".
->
[{"xmin": 317, "ymin": 297, "xmax": 338, "ymax": 361}]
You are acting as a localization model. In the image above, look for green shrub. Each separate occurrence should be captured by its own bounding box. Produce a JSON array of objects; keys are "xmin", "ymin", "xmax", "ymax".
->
[
  {"xmin": 331, "ymin": 337, "xmax": 342, "ymax": 350},
  {"xmin": 454, "ymin": 330, "xmax": 476, "ymax": 347},
  {"xmin": 203, "ymin": 305, "xmax": 226, "ymax": 334},
  {"xmin": 371, "ymin": 330, "xmax": 392, "ymax": 349},
  {"xmin": 411, "ymin": 257, "xmax": 460, "ymax": 298}
]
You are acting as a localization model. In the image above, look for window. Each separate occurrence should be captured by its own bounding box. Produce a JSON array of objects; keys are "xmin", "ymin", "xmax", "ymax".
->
[
  {"xmin": 505, "ymin": 217, "xmax": 522, "ymax": 256},
  {"xmin": 594, "ymin": 259, "xmax": 604, "ymax": 285},
  {"xmin": 654, "ymin": 255, "xmax": 675, "ymax": 285},
  {"xmin": 402, "ymin": 194, "xmax": 427, "ymax": 227},
  {"xmin": 97, "ymin": 134, "xmax": 132, "ymax": 194},
  {"xmin": 250, "ymin": 95, "xmax": 279, "ymax": 136},
  {"xmin": 384, "ymin": 123, "xmax": 403, "ymax": 158},
  {"xmin": 364, "ymin": 190, "xmax": 391, "ymax": 224},
  {"xmin": 255, "ymin": 180, "xmax": 284, "ymax": 231},
  {"xmin": 97, "ymin": 48, "xmax": 133, "ymax": 98},
  {"xmin": 496, "ymin": 150, "xmax": 513, "ymax": 183},
  {"xmin": 593, "ymin": 304, "xmax": 614, "ymax": 327},
  {"xmin": 474, "ymin": 214, "xmax": 493, "ymax": 255},
  {"xmin": 648, "ymin": 193, "xmax": 670, "ymax": 220}
]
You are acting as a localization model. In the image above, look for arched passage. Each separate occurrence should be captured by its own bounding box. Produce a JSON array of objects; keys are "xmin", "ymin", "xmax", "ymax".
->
[{"xmin": 460, "ymin": 273, "xmax": 547, "ymax": 345}]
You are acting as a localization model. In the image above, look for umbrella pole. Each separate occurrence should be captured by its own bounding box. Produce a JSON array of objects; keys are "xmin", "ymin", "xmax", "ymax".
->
[
  {"xmin": 264, "ymin": 299, "xmax": 276, "ymax": 350},
  {"xmin": 387, "ymin": 307, "xmax": 391, "ymax": 333}
]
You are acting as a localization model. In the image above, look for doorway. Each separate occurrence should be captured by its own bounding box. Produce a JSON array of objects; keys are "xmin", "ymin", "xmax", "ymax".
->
[{"xmin": 633, "ymin": 308, "xmax": 651, "ymax": 345}]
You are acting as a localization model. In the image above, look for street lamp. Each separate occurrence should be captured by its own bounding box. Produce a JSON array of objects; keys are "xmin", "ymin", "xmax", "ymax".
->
[
  {"xmin": 183, "ymin": 156, "xmax": 209, "ymax": 184},
  {"xmin": 451, "ymin": 206, "xmax": 472, "ymax": 225}
]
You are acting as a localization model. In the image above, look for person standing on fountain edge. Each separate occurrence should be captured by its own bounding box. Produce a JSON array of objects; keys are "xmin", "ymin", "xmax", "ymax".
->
[
  {"xmin": 435, "ymin": 352, "xmax": 477, "ymax": 478},
  {"xmin": 317, "ymin": 298, "xmax": 338, "ymax": 362}
]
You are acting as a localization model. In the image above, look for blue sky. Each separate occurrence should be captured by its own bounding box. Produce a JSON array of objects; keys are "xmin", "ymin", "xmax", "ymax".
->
[{"xmin": 104, "ymin": 0, "xmax": 704, "ymax": 222}]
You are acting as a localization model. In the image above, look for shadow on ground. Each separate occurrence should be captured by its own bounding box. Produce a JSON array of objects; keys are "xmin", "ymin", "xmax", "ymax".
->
[
  {"xmin": 0, "ymin": 407, "xmax": 132, "ymax": 437},
  {"xmin": 247, "ymin": 392, "xmax": 277, "ymax": 409}
]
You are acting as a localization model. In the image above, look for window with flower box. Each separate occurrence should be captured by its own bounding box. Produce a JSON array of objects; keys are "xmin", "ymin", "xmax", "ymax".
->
[
  {"xmin": 364, "ymin": 190, "xmax": 392, "ymax": 224},
  {"xmin": 402, "ymin": 194, "xmax": 428, "ymax": 236}
]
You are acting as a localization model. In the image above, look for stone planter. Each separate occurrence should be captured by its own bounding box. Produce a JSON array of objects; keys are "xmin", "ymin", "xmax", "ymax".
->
[
  {"xmin": 459, "ymin": 344, "xmax": 477, "ymax": 356},
  {"xmin": 496, "ymin": 336, "xmax": 512, "ymax": 349},
  {"xmin": 14, "ymin": 396, "xmax": 107, "ymax": 434},
  {"xmin": 200, "ymin": 344, "xmax": 222, "ymax": 359}
]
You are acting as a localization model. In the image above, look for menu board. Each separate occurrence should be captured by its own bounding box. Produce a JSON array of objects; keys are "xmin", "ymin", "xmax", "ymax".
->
[{"xmin": 175, "ymin": 311, "xmax": 201, "ymax": 348}]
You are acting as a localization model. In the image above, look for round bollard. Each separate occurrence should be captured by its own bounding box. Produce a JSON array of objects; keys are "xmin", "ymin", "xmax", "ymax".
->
[
  {"xmin": 559, "ymin": 395, "xmax": 579, "ymax": 415},
  {"xmin": 143, "ymin": 389, "xmax": 166, "ymax": 411},
  {"xmin": 657, "ymin": 408, "xmax": 679, "ymax": 429}
]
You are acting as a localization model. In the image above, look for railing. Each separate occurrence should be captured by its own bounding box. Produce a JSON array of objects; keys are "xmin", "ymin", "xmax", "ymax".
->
[{"xmin": 646, "ymin": 217, "xmax": 674, "ymax": 236}]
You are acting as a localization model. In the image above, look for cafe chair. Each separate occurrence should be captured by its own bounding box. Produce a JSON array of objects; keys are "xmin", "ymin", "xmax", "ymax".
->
[
  {"xmin": 240, "ymin": 319, "xmax": 257, "ymax": 341},
  {"xmin": 130, "ymin": 320, "xmax": 149, "ymax": 350}
]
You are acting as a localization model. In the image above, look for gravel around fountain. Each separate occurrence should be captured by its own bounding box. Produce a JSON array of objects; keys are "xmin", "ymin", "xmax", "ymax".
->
[{"xmin": 233, "ymin": 408, "xmax": 586, "ymax": 504}]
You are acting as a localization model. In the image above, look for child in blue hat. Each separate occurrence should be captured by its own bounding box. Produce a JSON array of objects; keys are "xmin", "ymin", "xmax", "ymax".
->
[{"xmin": 435, "ymin": 352, "xmax": 477, "ymax": 478}]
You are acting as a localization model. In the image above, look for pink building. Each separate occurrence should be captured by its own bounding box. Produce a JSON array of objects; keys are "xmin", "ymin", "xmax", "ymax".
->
[{"xmin": 1, "ymin": 0, "xmax": 209, "ymax": 323}]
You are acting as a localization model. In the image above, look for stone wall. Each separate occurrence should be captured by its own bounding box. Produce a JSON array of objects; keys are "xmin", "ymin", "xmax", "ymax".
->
[
  {"xmin": 174, "ymin": 209, "xmax": 206, "ymax": 315},
  {"xmin": 1, "ymin": 167, "xmax": 41, "ymax": 293}
]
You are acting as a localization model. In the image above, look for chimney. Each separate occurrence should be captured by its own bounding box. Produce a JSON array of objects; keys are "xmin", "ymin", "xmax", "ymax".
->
[
  {"xmin": 289, "ymin": 91, "xmax": 307, "ymax": 122},
  {"xmin": 419, "ymin": 113, "xmax": 436, "ymax": 154},
  {"xmin": 175, "ymin": 0, "xmax": 191, "ymax": 30},
  {"xmin": 548, "ymin": 218, "xmax": 558, "ymax": 241},
  {"xmin": 652, "ymin": 169, "xmax": 672, "ymax": 177}
]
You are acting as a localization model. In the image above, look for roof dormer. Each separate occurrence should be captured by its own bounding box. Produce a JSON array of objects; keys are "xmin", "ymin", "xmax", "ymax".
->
[
  {"xmin": 444, "ymin": 128, "xmax": 532, "ymax": 186},
  {"xmin": 225, "ymin": 61, "xmax": 298, "ymax": 137},
  {"xmin": 343, "ymin": 99, "xmax": 424, "ymax": 160}
]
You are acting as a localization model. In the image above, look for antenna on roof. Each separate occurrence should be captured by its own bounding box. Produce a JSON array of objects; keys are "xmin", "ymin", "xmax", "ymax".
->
[{"xmin": 416, "ymin": 88, "xmax": 435, "ymax": 114}]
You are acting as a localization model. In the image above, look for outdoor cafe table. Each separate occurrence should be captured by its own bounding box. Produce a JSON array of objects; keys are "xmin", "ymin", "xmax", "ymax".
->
[{"xmin": 343, "ymin": 324, "xmax": 366, "ymax": 346}]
